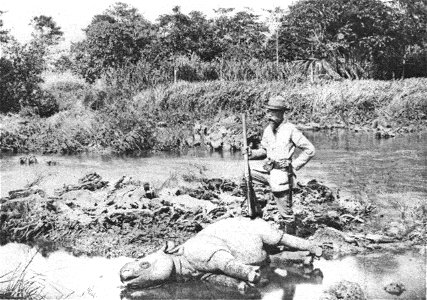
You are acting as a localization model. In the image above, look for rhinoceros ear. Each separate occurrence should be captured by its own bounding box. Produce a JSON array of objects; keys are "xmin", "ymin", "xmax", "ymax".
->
[
  {"xmin": 162, "ymin": 241, "xmax": 182, "ymax": 255},
  {"xmin": 162, "ymin": 241, "xmax": 175, "ymax": 253}
]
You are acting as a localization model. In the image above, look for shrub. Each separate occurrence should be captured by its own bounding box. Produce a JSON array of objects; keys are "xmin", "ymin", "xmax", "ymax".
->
[
  {"xmin": 32, "ymin": 90, "xmax": 59, "ymax": 117},
  {"xmin": 0, "ymin": 57, "xmax": 20, "ymax": 113},
  {"xmin": 0, "ymin": 41, "xmax": 45, "ymax": 114},
  {"xmin": 41, "ymin": 72, "xmax": 89, "ymax": 111}
]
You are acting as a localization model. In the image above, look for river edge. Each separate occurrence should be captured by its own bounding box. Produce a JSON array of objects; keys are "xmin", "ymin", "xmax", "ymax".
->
[
  {"xmin": 0, "ymin": 171, "xmax": 425, "ymax": 300},
  {"xmin": 2, "ymin": 77, "xmax": 427, "ymax": 154},
  {"xmin": 1, "ymin": 167, "xmax": 424, "ymax": 259},
  {"xmin": 1, "ymin": 131, "xmax": 426, "ymax": 299},
  {"xmin": 1, "ymin": 131, "xmax": 426, "ymax": 258},
  {"xmin": 1, "ymin": 110, "xmax": 426, "ymax": 155}
]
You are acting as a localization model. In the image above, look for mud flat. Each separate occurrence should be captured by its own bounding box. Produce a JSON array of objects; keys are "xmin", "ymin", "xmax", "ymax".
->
[
  {"xmin": 0, "ymin": 172, "xmax": 426, "ymax": 300},
  {"xmin": 0, "ymin": 166, "xmax": 425, "ymax": 299},
  {"xmin": 1, "ymin": 170, "xmax": 424, "ymax": 258}
]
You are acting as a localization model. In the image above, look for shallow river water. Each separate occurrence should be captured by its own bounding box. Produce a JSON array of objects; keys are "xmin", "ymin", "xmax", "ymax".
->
[
  {"xmin": 0, "ymin": 244, "xmax": 425, "ymax": 300},
  {"xmin": 1, "ymin": 130, "xmax": 426, "ymax": 198},
  {"xmin": 0, "ymin": 130, "xmax": 426, "ymax": 299}
]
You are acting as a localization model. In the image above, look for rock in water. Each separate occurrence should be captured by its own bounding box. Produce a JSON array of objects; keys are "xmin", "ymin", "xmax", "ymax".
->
[
  {"xmin": 384, "ymin": 282, "xmax": 406, "ymax": 296},
  {"xmin": 320, "ymin": 280, "xmax": 366, "ymax": 300}
]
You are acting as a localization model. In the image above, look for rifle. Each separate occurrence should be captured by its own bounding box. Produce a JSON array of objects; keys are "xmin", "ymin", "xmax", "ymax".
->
[
  {"xmin": 287, "ymin": 163, "xmax": 294, "ymax": 211},
  {"xmin": 241, "ymin": 113, "xmax": 259, "ymax": 218}
]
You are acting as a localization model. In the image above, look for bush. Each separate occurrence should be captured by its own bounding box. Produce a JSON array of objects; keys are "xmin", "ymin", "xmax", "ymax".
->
[
  {"xmin": 33, "ymin": 90, "xmax": 59, "ymax": 117},
  {"xmin": 0, "ymin": 57, "xmax": 20, "ymax": 113},
  {"xmin": 0, "ymin": 42, "xmax": 45, "ymax": 114},
  {"xmin": 41, "ymin": 72, "xmax": 90, "ymax": 111}
]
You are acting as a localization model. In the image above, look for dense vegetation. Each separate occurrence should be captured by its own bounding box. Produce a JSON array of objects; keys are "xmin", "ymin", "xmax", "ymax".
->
[
  {"xmin": 1, "ymin": 77, "xmax": 425, "ymax": 154},
  {"xmin": 69, "ymin": 0, "xmax": 426, "ymax": 84},
  {"xmin": 0, "ymin": 0, "xmax": 426, "ymax": 153}
]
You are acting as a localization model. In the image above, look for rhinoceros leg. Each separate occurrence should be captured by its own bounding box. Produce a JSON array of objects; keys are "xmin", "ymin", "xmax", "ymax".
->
[
  {"xmin": 253, "ymin": 219, "xmax": 322, "ymax": 257},
  {"xmin": 278, "ymin": 234, "xmax": 323, "ymax": 257},
  {"xmin": 209, "ymin": 250, "xmax": 260, "ymax": 283}
]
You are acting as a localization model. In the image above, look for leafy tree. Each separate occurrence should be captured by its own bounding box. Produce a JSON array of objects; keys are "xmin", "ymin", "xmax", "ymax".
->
[
  {"xmin": 151, "ymin": 6, "xmax": 195, "ymax": 61},
  {"xmin": 0, "ymin": 14, "xmax": 61, "ymax": 115},
  {"xmin": 1, "ymin": 40, "xmax": 46, "ymax": 113},
  {"xmin": 211, "ymin": 8, "xmax": 268, "ymax": 61},
  {"xmin": 0, "ymin": 10, "xmax": 9, "ymax": 43},
  {"xmin": 264, "ymin": 8, "xmax": 286, "ymax": 71},
  {"xmin": 72, "ymin": 2, "xmax": 153, "ymax": 82},
  {"xmin": 188, "ymin": 11, "xmax": 220, "ymax": 61},
  {"xmin": 394, "ymin": 0, "xmax": 427, "ymax": 47},
  {"xmin": 275, "ymin": 0, "xmax": 407, "ymax": 79},
  {"xmin": 30, "ymin": 15, "xmax": 63, "ymax": 46},
  {"xmin": 146, "ymin": 7, "xmax": 218, "ymax": 63},
  {"xmin": 392, "ymin": 0, "xmax": 427, "ymax": 77},
  {"xmin": 68, "ymin": 0, "xmax": 426, "ymax": 83},
  {"xmin": 30, "ymin": 15, "xmax": 64, "ymax": 72}
]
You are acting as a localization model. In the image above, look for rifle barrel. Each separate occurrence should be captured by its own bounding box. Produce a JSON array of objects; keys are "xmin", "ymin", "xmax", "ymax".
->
[{"xmin": 242, "ymin": 113, "xmax": 256, "ymax": 218}]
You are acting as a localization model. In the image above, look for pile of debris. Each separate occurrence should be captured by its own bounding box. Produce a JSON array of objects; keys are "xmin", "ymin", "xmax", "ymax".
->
[{"xmin": 0, "ymin": 172, "xmax": 422, "ymax": 257}]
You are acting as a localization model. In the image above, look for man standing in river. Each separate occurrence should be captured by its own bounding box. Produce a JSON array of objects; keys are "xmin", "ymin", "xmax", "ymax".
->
[{"xmin": 243, "ymin": 95, "xmax": 315, "ymax": 234}]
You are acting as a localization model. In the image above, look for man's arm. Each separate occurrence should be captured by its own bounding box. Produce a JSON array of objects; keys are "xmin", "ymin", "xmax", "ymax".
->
[
  {"xmin": 291, "ymin": 127, "xmax": 315, "ymax": 170},
  {"xmin": 248, "ymin": 147, "xmax": 267, "ymax": 160}
]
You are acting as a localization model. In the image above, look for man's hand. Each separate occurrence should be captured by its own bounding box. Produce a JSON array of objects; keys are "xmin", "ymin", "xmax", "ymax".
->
[
  {"xmin": 309, "ymin": 245, "xmax": 323, "ymax": 258},
  {"xmin": 241, "ymin": 146, "xmax": 252, "ymax": 157},
  {"xmin": 243, "ymin": 147, "xmax": 267, "ymax": 160}
]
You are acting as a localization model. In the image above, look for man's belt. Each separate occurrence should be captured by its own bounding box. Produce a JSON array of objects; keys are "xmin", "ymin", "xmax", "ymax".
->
[{"xmin": 263, "ymin": 159, "xmax": 292, "ymax": 172}]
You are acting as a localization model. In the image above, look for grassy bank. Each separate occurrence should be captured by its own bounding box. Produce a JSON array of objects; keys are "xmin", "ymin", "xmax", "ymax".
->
[{"xmin": 1, "ymin": 77, "xmax": 426, "ymax": 154}]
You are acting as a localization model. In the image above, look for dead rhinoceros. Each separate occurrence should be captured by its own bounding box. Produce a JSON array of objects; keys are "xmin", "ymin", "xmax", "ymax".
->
[{"xmin": 120, "ymin": 217, "xmax": 322, "ymax": 291}]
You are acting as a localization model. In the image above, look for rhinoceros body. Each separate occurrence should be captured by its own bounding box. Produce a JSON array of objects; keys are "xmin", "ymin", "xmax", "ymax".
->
[{"xmin": 120, "ymin": 217, "xmax": 321, "ymax": 290}]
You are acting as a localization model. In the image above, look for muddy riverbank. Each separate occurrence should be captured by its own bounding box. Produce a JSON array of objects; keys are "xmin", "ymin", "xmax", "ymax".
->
[
  {"xmin": 1, "ymin": 130, "xmax": 426, "ymax": 299},
  {"xmin": 1, "ymin": 168, "xmax": 424, "ymax": 259},
  {"xmin": 0, "ymin": 170, "xmax": 425, "ymax": 300},
  {"xmin": 1, "ymin": 131, "xmax": 426, "ymax": 258}
]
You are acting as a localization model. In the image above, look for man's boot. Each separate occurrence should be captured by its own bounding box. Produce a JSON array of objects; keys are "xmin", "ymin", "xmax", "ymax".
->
[{"xmin": 281, "ymin": 210, "xmax": 295, "ymax": 235}]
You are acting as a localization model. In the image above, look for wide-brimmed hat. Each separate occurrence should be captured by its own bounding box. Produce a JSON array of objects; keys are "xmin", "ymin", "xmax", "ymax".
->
[{"xmin": 265, "ymin": 95, "xmax": 290, "ymax": 111}]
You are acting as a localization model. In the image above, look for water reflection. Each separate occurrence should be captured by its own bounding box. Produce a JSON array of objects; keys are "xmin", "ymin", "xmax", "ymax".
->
[
  {"xmin": 118, "ymin": 252, "xmax": 427, "ymax": 300},
  {"xmin": 0, "ymin": 244, "xmax": 129, "ymax": 299},
  {"xmin": 312, "ymin": 252, "xmax": 426, "ymax": 300},
  {"xmin": 1, "ymin": 132, "xmax": 426, "ymax": 199},
  {"xmin": 121, "ymin": 281, "xmax": 259, "ymax": 300},
  {"xmin": 120, "ymin": 265, "xmax": 324, "ymax": 300},
  {"xmin": 260, "ymin": 265, "xmax": 324, "ymax": 300},
  {"xmin": 0, "ymin": 244, "xmax": 425, "ymax": 300}
]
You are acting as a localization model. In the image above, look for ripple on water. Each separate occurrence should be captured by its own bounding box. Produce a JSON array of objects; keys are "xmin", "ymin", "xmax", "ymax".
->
[
  {"xmin": 0, "ymin": 243, "xmax": 130, "ymax": 299},
  {"xmin": 0, "ymin": 244, "xmax": 425, "ymax": 300}
]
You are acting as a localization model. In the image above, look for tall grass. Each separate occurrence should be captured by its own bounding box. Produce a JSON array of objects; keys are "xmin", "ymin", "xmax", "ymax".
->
[
  {"xmin": 101, "ymin": 55, "xmax": 347, "ymax": 91},
  {"xmin": 135, "ymin": 78, "xmax": 427, "ymax": 126},
  {"xmin": 0, "ymin": 249, "xmax": 45, "ymax": 300},
  {"xmin": 1, "ymin": 76, "xmax": 426, "ymax": 154}
]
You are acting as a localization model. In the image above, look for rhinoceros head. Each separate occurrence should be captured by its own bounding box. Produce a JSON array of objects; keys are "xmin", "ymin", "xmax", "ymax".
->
[{"xmin": 120, "ymin": 243, "xmax": 177, "ymax": 289}]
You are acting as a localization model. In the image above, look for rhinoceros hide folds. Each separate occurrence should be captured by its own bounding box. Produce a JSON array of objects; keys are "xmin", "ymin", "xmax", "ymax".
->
[{"xmin": 120, "ymin": 217, "xmax": 323, "ymax": 293}]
